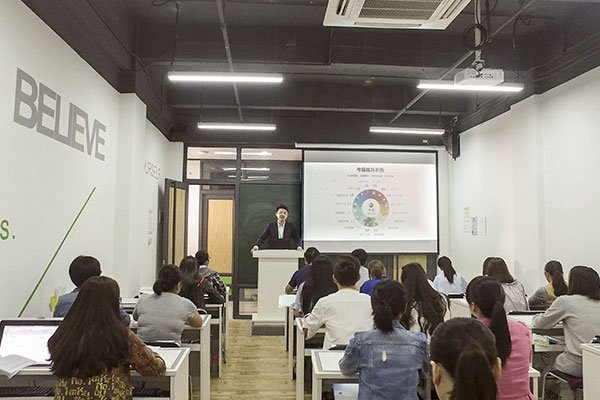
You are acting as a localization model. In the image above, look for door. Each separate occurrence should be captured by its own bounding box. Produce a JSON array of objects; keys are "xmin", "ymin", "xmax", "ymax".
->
[{"xmin": 162, "ymin": 179, "xmax": 188, "ymax": 266}]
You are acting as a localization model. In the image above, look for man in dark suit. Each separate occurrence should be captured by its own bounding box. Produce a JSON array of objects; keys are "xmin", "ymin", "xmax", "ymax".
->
[{"xmin": 251, "ymin": 204, "xmax": 302, "ymax": 252}]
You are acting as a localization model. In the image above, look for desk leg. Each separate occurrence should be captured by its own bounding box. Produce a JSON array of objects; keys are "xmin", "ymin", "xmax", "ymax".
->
[
  {"xmin": 311, "ymin": 371, "xmax": 322, "ymax": 400},
  {"xmin": 172, "ymin": 353, "xmax": 189, "ymax": 400},
  {"xmin": 285, "ymin": 307, "xmax": 289, "ymax": 351},
  {"xmin": 532, "ymin": 377, "xmax": 538, "ymax": 399},
  {"xmin": 201, "ymin": 325, "xmax": 211, "ymax": 400},
  {"xmin": 296, "ymin": 326, "xmax": 304, "ymax": 400}
]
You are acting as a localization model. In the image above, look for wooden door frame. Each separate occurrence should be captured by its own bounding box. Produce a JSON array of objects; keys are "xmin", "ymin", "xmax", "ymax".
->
[{"xmin": 200, "ymin": 192, "xmax": 235, "ymax": 275}]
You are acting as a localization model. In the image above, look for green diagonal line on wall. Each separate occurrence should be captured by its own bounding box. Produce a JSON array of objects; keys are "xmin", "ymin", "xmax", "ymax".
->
[{"xmin": 18, "ymin": 187, "xmax": 97, "ymax": 317}]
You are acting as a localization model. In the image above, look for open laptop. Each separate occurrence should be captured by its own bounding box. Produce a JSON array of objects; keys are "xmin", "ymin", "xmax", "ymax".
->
[{"xmin": 0, "ymin": 320, "xmax": 61, "ymax": 365}]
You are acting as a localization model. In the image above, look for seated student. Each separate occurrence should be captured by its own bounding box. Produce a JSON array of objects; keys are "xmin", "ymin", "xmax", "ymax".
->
[
  {"xmin": 48, "ymin": 276, "xmax": 166, "ymax": 400},
  {"xmin": 340, "ymin": 280, "xmax": 428, "ymax": 400},
  {"xmin": 528, "ymin": 260, "xmax": 568, "ymax": 310},
  {"xmin": 53, "ymin": 255, "xmax": 130, "ymax": 326},
  {"xmin": 434, "ymin": 256, "xmax": 468, "ymax": 295},
  {"xmin": 400, "ymin": 263, "xmax": 449, "ymax": 339},
  {"xmin": 292, "ymin": 255, "xmax": 337, "ymax": 317},
  {"xmin": 350, "ymin": 248, "xmax": 370, "ymax": 292},
  {"xmin": 486, "ymin": 257, "xmax": 529, "ymax": 312},
  {"xmin": 285, "ymin": 247, "xmax": 320, "ymax": 294},
  {"xmin": 303, "ymin": 255, "xmax": 373, "ymax": 349},
  {"xmin": 133, "ymin": 265, "xmax": 203, "ymax": 344},
  {"xmin": 195, "ymin": 250, "xmax": 227, "ymax": 298},
  {"xmin": 179, "ymin": 256, "xmax": 224, "ymax": 308},
  {"xmin": 532, "ymin": 266, "xmax": 600, "ymax": 377},
  {"xmin": 430, "ymin": 317, "xmax": 502, "ymax": 400},
  {"xmin": 482, "ymin": 256, "xmax": 495, "ymax": 275},
  {"xmin": 467, "ymin": 276, "xmax": 535, "ymax": 400},
  {"xmin": 359, "ymin": 260, "xmax": 388, "ymax": 295}
]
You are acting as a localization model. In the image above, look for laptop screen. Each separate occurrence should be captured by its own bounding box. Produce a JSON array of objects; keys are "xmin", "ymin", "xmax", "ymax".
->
[{"xmin": 0, "ymin": 324, "xmax": 59, "ymax": 365}]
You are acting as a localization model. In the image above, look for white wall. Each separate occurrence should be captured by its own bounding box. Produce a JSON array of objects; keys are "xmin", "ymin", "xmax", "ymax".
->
[
  {"xmin": 0, "ymin": 0, "xmax": 182, "ymax": 317},
  {"xmin": 449, "ymin": 66, "xmax": 600, "ymax": 293}
]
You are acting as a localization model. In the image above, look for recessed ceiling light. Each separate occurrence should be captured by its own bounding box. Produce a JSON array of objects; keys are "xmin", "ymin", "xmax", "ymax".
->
[
  {"xmin": 369, "ymin": 126, "xmax": 445, "ymax": 135},
  {"xmin": 198, "ymin": 123, "xmax": 276, "ymax": 131},
  {"xmin": 417, "ymin": 80, "xmax": 524, "ymax": 92},
  {"xmin": 169, "ymin": 72, "xmax": 283, "ymax": 84}
]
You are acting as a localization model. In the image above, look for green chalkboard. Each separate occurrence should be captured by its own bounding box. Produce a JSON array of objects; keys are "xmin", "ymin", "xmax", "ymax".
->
[{"xmin": 236, "ymin": 183, "xmax": 301, "ymax": 285}]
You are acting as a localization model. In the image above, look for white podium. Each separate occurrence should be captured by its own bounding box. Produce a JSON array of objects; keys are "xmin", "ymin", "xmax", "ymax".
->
[{"xmin": 252, "ymin": 249, "xmax": 304, "ymax": 329}]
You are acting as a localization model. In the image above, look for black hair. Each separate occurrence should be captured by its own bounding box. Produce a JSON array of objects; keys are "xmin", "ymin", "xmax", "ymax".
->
[
  {"xmin": 68, "ymin": 255, "xmax": 101, "ymax": 287},
  {"xmin": 545, "ymin": 260, "xmax": 568, "ymax": 297},
  {"xmin": 153, "ymin": 264, "xmax": 182, "ymax": 295},
  {"xmin": 568, "ymin": 266, "xmax": 600, "ymax": 300},
  {"xmin": 482, "ymin": 257, "xmax": 494, "ymax": 276},
  {"xmin": 334, "ymin": 255, "xmax": 361, "ymax": 287},
  {"xmin": 350, "ymin": 248, "xmax": 368, "ymax": 266},
  {"xmin": 371, "ymin": 280, "xmax": 406, "ymax": 332},
  {"xmin": 276, "ymin": 204, "xmax": 289, "ymax": 212},
  {"xmin": 304, "ymin": 247, "xmax": 320, "ymax": 264},
  {"xmin": 430, "ymin": 318, "xmax": 498, "ymax": 400},
  {"xmin": 195, "ymin": 250, "xmax": 209, "ymax": 266},
  {"xmin": 179, "ymin": 256, "xmax": 198, "ymax": 276},
  {"xmin": 437, "ymin": 256, "xmax": 456, "ymax": 284},
  {"xmin": 466, "ymin": 276, "xmax": 512, "ymax": 365},
  {"xmin": 49, "ymin": 276, "xmax": 129, "ymax": 378},
  {"xmin": 400, "ymin": 263, "xmax": 447, "ymax": 336},
  {"xmin": 301, "ymin": 255, "xmax": 337, "ymax": 315},
  {"xmin": 486, "ymin": 257, "xmax": 515, "ymax": 284}
]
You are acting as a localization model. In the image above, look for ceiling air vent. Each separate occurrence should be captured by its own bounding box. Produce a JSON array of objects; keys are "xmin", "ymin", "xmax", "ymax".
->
[{"xmin": 324, "ymin": 0, "xmax": 471, "ymax": 30}]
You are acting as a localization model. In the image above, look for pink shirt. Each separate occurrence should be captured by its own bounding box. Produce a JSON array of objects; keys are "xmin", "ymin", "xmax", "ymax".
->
[{"xmin": 480, "ymin": 317, "xmax": 535, "ymax": 400}]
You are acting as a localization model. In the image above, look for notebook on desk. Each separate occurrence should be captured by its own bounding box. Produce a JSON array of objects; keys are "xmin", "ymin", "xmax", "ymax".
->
[{"xmin": 0, "ymin": 320, "xmax": 61, "ymax": 366}]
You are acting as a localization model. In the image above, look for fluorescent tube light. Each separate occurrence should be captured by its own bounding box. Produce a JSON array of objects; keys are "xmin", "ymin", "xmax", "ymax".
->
[
  {"xmin": 169, "ymin": 71, "xmax": 283, "ymax": 83},
  {"xmin": 222, "ymin": 167, "xmax": 271, "ymax": 172},
  {"xmin": 418, "ymin": 80, "xmax": 524, "ymax": 92},
  {"xmin": 198, "ymin": 123, "xmax": 276, "ymax": 131},
  {"xmin": 241, "ymin": 151, "xmax": 272, "ymax": 156},
  {"xmin": 213, "ymin": 151, "xmax": 237, "ymax": 155},
  {"xmin": 369, "ymin": 126, "xmax": 445, "ymax": 135}
]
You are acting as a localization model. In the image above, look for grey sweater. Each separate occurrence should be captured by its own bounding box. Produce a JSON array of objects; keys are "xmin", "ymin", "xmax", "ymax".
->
[{"xmin": 532, "ymin": 294, "xmax": 600, "ymax": 376}]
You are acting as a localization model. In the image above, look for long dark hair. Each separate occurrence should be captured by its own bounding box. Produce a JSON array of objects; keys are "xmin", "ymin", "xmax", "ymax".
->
[
  {"xmin": 179, "ymin": 256, "xmax": 202, "ymax": 306},
  {"xmin": 545, "ymin": 260, "xmax": 568, "ymax": 297},
  {"xmin": 49, "ymin": 276, "xmax": 129, "ymax": 378},
  {"xmin": 400, "ymin": 263, "xmax": 447, "ymax": 336},
  {"xmin": 153, "ymin": 264, "xmax": 181, "ymax": 295},
  {"xmin": 301, "ymin": 255, "xmax": 337, "ymax": 315},
  {"xmin": 437, "ymin": 256, "xmax": 456, "ymax": 284},
  {"xmin": 466, "ymin": 276, "xmax": 512, "ymax": 365},
  {"xmin": 372, "ymin": 280, "xmax": 406, "ymax": 332},
  {"xmin": 482, "ymin": 257, "xmax": 494, "ymax": 275},
  {"xmin": 486, "ymin": 257, "xmax": 515, "ymax": 284},
  {"xmin": 568, "ymin": 266, "xmax": 600, "ymax": 300},
  {"xmin": 430, "ymin": 318, "xmax": 498, "ymax": 400}
]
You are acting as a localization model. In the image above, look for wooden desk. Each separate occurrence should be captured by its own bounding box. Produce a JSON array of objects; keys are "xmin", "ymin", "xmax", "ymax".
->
[
  {"xmin": 507, "ymin": 314, "xmax": 565, "ymax": 353},
  {"xmin": 581, "ymin": 343, "xmax": 600, "ymax": 400},
  {"xmin": 205, "ymin": 303, "xmax": 225, "ymax": 377},
  {"xmin": 0, "ymin": 348, "xmax": 190, "ymax": 400},
  {"xmin": 448, "ymin": 298, "xmax": 471, "ymax": 318}
]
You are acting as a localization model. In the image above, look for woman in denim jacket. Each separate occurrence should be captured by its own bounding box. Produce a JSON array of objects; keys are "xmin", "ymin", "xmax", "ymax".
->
[{"xmin": 339, "ymin": 280, "xmax": 428, "ymax": 400}]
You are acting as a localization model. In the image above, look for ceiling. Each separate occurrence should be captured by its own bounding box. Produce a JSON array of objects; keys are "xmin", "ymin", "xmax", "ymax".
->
[{"xmin": 22, "ymin": 0, "xmax": 600, "ymax": 150}]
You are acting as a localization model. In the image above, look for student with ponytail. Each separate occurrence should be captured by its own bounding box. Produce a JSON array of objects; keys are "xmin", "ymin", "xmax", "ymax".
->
[
  {"xmin": 466, "ymin": 276, "xmax": 534, "ymax": 400},
  {"xmin": 339, "ymin": 280, "xmax": 428, "ymax": 400},
  {"xmin": 430, "ymin": 317, "xmax": 501, "ymax": 400},
  {"xmin": 528, "ymin": 260, "xmax": 568, "ymax": 309},
  {"xmin": 133, "ymin": 265, "xmax": 203, "ymax": 344}
]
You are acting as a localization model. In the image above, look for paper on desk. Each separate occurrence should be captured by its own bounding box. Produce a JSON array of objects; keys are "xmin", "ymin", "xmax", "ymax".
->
[
  {"xmin": 279, "ymin": 294, "xmax": 296, "ymax": 308},
  {"xmin": 0, "ymin": 354, "xmax": 37, "ymax": 379},
  {"xmin": 319, "ymin": 352, "xmax": 344, "ymax": 372}
]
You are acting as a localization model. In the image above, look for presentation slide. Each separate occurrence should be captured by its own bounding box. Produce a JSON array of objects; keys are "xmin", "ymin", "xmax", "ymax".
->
[{"xmin": 303, "ymin": 151, "xmax": 438, "ymax": 253}]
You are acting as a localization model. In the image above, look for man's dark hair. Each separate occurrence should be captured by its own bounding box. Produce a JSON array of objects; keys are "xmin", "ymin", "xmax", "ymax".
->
[
  {"xmin": 276, "ymin": 204, "xmax": 289, "ymax": 212},
  {"xmin": 304, "ymin": 247, "xmax": 320, "ymax": 264},
  {"xmin": 195, "ymin": 250, "xmax": 209, "ymax": 266},
  {"xmin": 350, "ymin": 248, "xmax": 368, "ymax": 266},
  {"xmin": 334, "ymin": 255, "xmax": 361, "ymax": 286},
  {"xmin": 69, "ymin": 256, "xmax": 101, "ymax": 287}
]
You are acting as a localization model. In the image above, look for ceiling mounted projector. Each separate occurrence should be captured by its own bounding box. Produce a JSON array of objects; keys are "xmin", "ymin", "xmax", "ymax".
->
[{"xmin": 454, "ymin": 67, "xmax": 504, "ymax": 86}]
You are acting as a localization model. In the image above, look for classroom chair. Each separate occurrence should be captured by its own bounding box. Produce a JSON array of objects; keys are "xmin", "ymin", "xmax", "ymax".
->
[{"xmin": 541, "ymin": 369, "xmax": 583, "ymax": 400}]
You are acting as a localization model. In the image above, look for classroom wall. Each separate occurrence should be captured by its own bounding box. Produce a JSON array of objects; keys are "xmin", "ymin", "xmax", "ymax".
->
[
  {"xmin": 0, "ymin": 0, "xmax": 182, "ymax": 317},
  {"xmin": 449, "ymin": 66, "xmax": 600, "ymax": 293}
]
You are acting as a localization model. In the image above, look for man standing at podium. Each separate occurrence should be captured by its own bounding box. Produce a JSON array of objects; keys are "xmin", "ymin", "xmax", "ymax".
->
[{"xmin": 251, "ymin": 204, "xmax": 302, "ymax": 252}]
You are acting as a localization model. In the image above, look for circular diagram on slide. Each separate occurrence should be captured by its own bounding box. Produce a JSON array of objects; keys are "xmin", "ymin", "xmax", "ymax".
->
[{"xmin": 352, "ymin": 189, "xmax": 389, "ymax": 227}]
